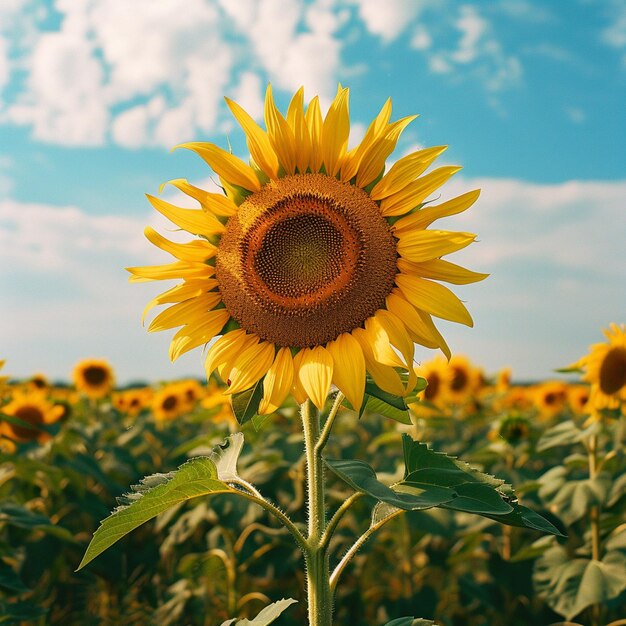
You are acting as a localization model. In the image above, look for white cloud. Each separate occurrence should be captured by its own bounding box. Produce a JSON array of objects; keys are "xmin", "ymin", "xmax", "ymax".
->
[
  {"xmin": 230, "ymin": 72, "xmax": 265, "ymax": 121},
  {"xmin": 565, "ymin": 106, "xmax": 586, "ymax": 124},
  {"xmin": 2, "ymin": 0, "xmax": 350, "ymax": 147},
  {"xmin": 0, "ymin": 35, "xmax": 8, "ymax": 91},
  {"xmin": 6, "ymin": 28, "xmax": 109, "ymax": 145},
  {"xmin": 411, "ymin": 25, "xmax": 432, "ymax": 51},
  {"xmin": 601, "ymin": 0, "xmax": 626, "ymax": 65},
  {"xmin": 350, "ymin": 0, "xmax": 424, "ymax": 42},
  {"xmin": 426, "ymin": 5, "xmax": 522, "ymax": 92}
]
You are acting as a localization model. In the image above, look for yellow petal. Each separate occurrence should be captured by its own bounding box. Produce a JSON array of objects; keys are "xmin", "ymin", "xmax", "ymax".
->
[
  {"xmin": 327, "ymin": 333, "xmax": 366, "ymax": 411},
  {"xmin": 176, "ymin": 142, "xmax": 261, "ymax": 192},
  {"xmin": 291, "ymin": 350, "xmax": 308, "ymax": 405},
  {"xmin": 127, "ymin": 261, "xmax": 214, "ymax": 282},
  {"xmin": 144, "ymin": 227, "xmax": 217, "ymax": 262},
  {"xmin": 394, "ymin": 189, "xmax": 481, "ymax": 233},
  {"xmin": 340, "ymin": 98, "xmax": 392, "ymax": 182},
  {"xmin": 396, "ymin": 230, "xmax": 476, "ymax": 263},
  {"xmin": 396, "ymin": 274, "xmax": 474, "ymax": 327},
  {"xmin": 225, "ymin": 340, "xmax": 276, "ymax": 395},
  {"xmin": 363, "ymin": 316, "xmax": 405, "ymax": 368},
  {"xmin": 321, "ymin": 86, "xmax": 350, "ymax": 176},
  {"xmin": 287, "ymin": 87, "xmax": 311, "ymax": 173},
  {"xmin": 147, "ymin": 293, "xmax": 221, "ymax": 332},
  {"xmin": 397, "ymin": 258, "xmax": 489, "ymax": 285},
  {"xmin": 205, "ymin": 330, "xmax": 249, "ymax": 377},
  {"xmin": 225, "ymin": 96, "xmax": 279, "ymax": 179},
  {"xmin": 380, "ymin": 166, "xmax": 462, "ymax": 217},
  {"xmin": 352, "ymin": 328, "xmax": 405, "ymax": 396},
  {"xmin": 160, "ymin": 179, "xmax": 238, "ymax": 216},
  {"xmin": 355, "ymin": 115, "xmax": 417, "ymax": 188},
  {"xmin": 169, "ymin": 309, "xmax": 230, "ymax": 361},
  {"xmin": 374, "ymin": 309, "xmax": 415, "ymax": 368},
  {"xmin": 386, "ymin": 290, "xmax": 439, "ymax": 349},
  {"xmin": 147, "ymin": 194, "xmax": 225, "ymax": 236},
  {"xmin": 142, "ymin": 280, "xmax": 213, "ymax": 324},
  {"xmin": 298, "ymin": 346, "xmax": 334, "ymax": 410},
  {"xmin": 264, "ymin": 84, "xmax": 297, "ymax": 175},
  {"xmin": 259, "ymin": 347, "xmax": 294, "ymax": 414},
  {"xmin": 306, "ymin": 96, "xmax": 323, "ymax": 172},
  {"xmin": 369, "ymin": 146, "xmax": 447, "ymax": 200},
  {"xmin": 416, "ymin": 310, "xmax": 452, "ymax": 360}
]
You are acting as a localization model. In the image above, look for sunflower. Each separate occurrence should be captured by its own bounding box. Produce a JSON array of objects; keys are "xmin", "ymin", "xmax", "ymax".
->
[
  {"xmin": 0, "ymin": 360, "xmax": 8, "ymax": 396},
  {"xmin": 1, "ymin": 390, "xmax": 65, "ymax": 443},
  {"xmin": 72, "ymin": 358, "xmax": 115, "ymax": 399},
  {"xmin": 533, "ymin": 381, "xmax": 568, "ymax": 420},
  {"xmin": 571, "ymin": 323, "xmax": 626, "ymax": 412},
  {"xmin": 411, "ymin": 356, "xmax": 451, "ymax": 411},
  {"xmin": 129, "ymin": 85, "xmax": 486, "ymax": 413},
  {"xmin": 152, "ymin": 384, "xmax": 184, "ymax": 422},
  {"xmin": 567, "ymin": 384, "xmax": 590, "ymax": 415},
  {"xmin": 114, "ymin": 387, "xmax": 153, "ymax": 417},
  {"xmin": 446, "ymin": 355, "xmax": 482, "ymax": 405}
]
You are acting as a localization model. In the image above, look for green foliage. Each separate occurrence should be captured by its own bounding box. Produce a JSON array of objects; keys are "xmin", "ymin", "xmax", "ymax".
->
[
  {"xmin": 220, "ymin": 598, "xmax": 297, "ymax": 625},
  {"xmin": 0, "ymin": 378, "xmax": 624, "ymax": 625},
  {"xmin": 77, "ymin": 456, "xmax": 236, "ymax": 570}
]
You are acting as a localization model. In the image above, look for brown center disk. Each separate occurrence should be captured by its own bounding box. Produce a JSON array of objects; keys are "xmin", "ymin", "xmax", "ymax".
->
[
  {"xmin": 599, "ymin": 347, "xmax": 626, "ymax": 395},
  {"xmin": 216, "ymin": 174, "xmax": 398, "ymax": 347}
]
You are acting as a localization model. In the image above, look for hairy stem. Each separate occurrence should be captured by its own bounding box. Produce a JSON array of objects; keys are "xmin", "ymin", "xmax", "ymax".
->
[
  {"xmin": 329, "ymin": 508, "xmax": 404, "ymax": 593},
  {"xmin": 301, "ymin": 399, "xmax": 332, "ymax": 626},
  {"xmin": 587, "ymin": 433, "xmax": 603, "ymax": 626}
]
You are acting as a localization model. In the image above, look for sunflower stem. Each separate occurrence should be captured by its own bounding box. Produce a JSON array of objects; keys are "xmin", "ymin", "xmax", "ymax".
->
[
  {"xmin": 587, "ymin": 433, "xmax": 603, "ymax": 626},
  {"xmin": 301, "ymin": 399, "xmax": 333, "ymax": 626}
]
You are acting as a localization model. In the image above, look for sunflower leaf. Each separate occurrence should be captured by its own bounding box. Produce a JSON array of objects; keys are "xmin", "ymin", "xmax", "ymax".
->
[
  {"xmin": 325, "ymin": 458, "xmax": 455, "ymax": 510},
  {"xmin": 364, "ymin": 377, "xmax": 407, "ymax": 410},
  {"xmin": 231, "ymin": 380, "xmax": 264, "ymax": 425},
  {"xmin": 385, "ymin": 617, "xmax": 435, "ymax": 626},
  {"xmin": 219, "ymin": 598, "xmax": 297, "ymax": 626},
  {"xmin": 77, "ymin": 455, "xmax": 235, "ymax": 571},
  {"xmin": 361, "ymin": 395, "xmax": 412, "ymax": 425},
  {"xmin": 534, "ymin": 544, "xmax": 626, "ymax": 620}
]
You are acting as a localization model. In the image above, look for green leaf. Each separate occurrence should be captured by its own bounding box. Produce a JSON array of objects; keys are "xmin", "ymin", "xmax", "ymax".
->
[
  {"xmin": 0, "ymin": 601, "xmax": 48, "ymax": 623},
  {"xmin": 385, "ymin": 617, "xmax": 435, "ymax": 626},
  {"xmin": 402, "ymin": 435, "xmax": 505, "ymax": 490},
  {"xmin": 0, "ymin": 502, "xmax": 74, "ymax": 541},
  {"xmin": 401, "ymin": 435, "xmax": 562, "ymax": 534},
  {"xmin": 231, "ymin": 380, "xmax": 264, "ymax": 425},
  {"xmin": 481, "ymin": 501, "xmax": 565, "ymax": 537},
  {"xmin": 208, "ymin": 431, "xmax": 245, "ymax": 482},
  {"xmin": 361, "ymin": 395, "xmax": 412, "ymax": 425},
  {"xmin": 441, "ymin": 482, "xmax": 513, "ymax": 515},
  {"xmin": 536, "ymin": 421, "xmax": 586, "ymax": 452},
  {"xmin": 365, "ymin": 377, "xmax": 407, "ymax": 411},
  {"xmin": 538, "ymin": 467, "xmax": 610, "ymax": 525},
  {"xmin": 77, "ymin": 456, "xmax": 235, "ymax": 570},
  {"xmin": 220, "ymin": 598, "xmax": 297, "ymax": 625},
  {"xmin": 325, "ymin": 458, "xmax": 454, "ymax": 511},
  {"xmin": 0, "ymin": 560, "xmax": 30, "ymax": 593},
  {"xmin": 534, "ymin": 544, "xmax": 626, "ymax": 620}
]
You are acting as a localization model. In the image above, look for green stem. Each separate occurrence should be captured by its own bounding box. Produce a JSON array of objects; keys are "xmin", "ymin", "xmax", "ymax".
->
[
  {"xmin": 320, "ymin": 492, "xmax": 364, "ymax": 550},
  {"xmin": 587, "ymin": 433, "xmax": 602, "ymax": 626},
  {"xmin": 329, "ymin": 507, "xmax": 403, "ymax": 593},
  {"xmin": 316, "ymin": 392, "xmax": 345, "ymax": 455},
  {"xmin": 301, "ymin": 399, "xmax": 333, "ymax": 626}
]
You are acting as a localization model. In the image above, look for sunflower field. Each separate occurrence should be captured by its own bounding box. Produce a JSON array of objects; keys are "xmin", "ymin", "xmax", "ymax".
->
[{"xmin": 1, "ymin": 342, "xmax": 625, "ymax": 625}]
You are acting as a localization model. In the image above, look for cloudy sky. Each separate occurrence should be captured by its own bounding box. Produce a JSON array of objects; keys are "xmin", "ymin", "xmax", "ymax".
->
[{"xmin": 1, "ymin": 0, "xmax": 624, "ymax": 384}]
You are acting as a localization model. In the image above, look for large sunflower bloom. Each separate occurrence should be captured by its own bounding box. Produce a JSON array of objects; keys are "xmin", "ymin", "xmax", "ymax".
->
[
  {"xmin": 571, "ymin": 323, "xmax": 626, "ymax": 412},
  {"xmin": 129, "ymin": 86, "xmax": 487, "ymax": 412}
]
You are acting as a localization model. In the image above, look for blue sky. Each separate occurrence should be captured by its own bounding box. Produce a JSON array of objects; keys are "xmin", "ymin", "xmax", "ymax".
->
[{"xmin": 1, "ymin": 0, "xmax": 625, "ymax": 384}]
